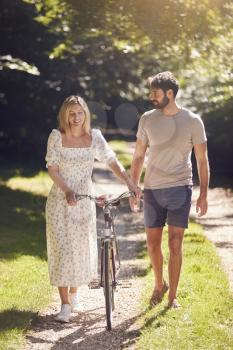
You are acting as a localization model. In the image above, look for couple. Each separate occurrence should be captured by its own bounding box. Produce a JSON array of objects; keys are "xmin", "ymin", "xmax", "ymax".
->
[{"xmin": 45, "ymin": 71, "xmax": 209, "ymax": 322}]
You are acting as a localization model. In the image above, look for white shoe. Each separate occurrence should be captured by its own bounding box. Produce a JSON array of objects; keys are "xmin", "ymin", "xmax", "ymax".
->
[
  {"xmin": 70, "ymin": 293, "xmax": 80, "ymax": 313},
  {"xmin": 54, "ymin": 304, "xmax": 71, "ymax": 323}
]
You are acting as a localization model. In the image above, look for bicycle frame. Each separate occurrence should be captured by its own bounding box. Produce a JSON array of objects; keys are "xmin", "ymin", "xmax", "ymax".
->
[{"xmin": 100, "ymin": 204, "xmax": 120, "ymax": 290}]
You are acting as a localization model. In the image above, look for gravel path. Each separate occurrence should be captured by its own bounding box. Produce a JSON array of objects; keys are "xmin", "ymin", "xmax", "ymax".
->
[{"xmin": 24, "ymin": 157, "xmax": 233, "ymax": 349}]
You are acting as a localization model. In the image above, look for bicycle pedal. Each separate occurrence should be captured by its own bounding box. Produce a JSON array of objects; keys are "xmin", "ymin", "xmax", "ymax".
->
[{"xmin": 88, "ymin": 280, "xmax": 101, "ymax": 289}]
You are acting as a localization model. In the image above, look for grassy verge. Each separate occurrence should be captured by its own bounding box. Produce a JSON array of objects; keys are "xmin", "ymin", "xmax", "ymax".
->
[
  {"xmin": 109, "ymin": 140, "xmax": 133, "ymax": 170},
  {"xmin": 136, "ymin": 222, "xmax": 233, "ymax": 350},
  {"xmin": 0, "ymin": 171, "xmax": 53, "ymax": 350}
]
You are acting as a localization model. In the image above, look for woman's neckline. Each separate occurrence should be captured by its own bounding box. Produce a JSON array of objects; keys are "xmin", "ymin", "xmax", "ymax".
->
[{"xmin": 58, "ymin": 129, "xmax": 93, "ymax": 149}]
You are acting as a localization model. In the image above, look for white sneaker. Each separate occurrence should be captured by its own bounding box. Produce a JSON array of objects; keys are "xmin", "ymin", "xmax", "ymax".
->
[
  {"xmin": 69, "ymin": 293, "xmax": 80, "ymax": 313},
  {"xmin": 54, "ymin": 304, "xmax": 71, "ymax": 323}
]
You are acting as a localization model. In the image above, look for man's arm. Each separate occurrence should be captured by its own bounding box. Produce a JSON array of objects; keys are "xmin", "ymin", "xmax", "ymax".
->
[
  {"xmin": 194, "ymin": 142, "xmax": 210, "ymax": 216},
  {"xmin": 128, "ymin": 139, "xmax": 147, "ymax": 212},
  {"xmin": 108, "ymin": 159, "xmax": 141, "ymax": 195},
  {"xmin": 130, "ymin": 139, "xmax": 148, "ymax": 186}
]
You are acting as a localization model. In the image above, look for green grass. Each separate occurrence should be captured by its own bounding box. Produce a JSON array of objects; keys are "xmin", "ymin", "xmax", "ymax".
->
[
  {"xmin": 0, "ymin": 170, "xmax": 53, "ymax": 350},
  {"xmin": 109, "ymin": 140, "xmax": 133, "ymax": 170},
  {"xmin": 1, "ymin": 171, "xmax": 52, "ymax": 197},
  {"xmin": 136, "ymin": 222, "xmax": 233, "ymax": 350}
]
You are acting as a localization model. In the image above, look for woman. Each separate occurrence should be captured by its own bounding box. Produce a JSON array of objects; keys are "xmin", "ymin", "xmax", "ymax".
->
[{"xmin": 45, "ymin": 95, "xmax": 139, "ymax": 322}]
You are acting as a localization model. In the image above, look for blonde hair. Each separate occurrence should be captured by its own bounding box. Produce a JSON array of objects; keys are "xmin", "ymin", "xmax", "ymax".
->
[{"xmin": 58, "ymin": 95, "xmax": 91, "ymax": 133}]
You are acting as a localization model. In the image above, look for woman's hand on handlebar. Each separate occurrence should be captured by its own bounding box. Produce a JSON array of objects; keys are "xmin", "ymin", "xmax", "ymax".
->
[
  {"xmin": 65, "ymin": 190, "xmax": 77, "ymax": 206},
  {"xmin": 96, "ymin": 195, "xmax": 106, "ymax": 207}
]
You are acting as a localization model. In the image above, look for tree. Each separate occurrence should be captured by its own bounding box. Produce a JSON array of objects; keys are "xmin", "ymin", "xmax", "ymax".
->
[{"xmin": 0, "ymin": 0, "xmax": 232, "ymax": 175}]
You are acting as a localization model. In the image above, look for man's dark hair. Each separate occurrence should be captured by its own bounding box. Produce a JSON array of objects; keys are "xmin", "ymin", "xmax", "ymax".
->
[{"xmin": 147, "ymin": 71, "xmax": 179, "ymax": 97}]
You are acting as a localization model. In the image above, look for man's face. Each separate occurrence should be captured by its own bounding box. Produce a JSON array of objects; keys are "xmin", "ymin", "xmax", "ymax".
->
[{"xmin": 149, "ymin": 88, "xmax": 170, "ymax": 109}]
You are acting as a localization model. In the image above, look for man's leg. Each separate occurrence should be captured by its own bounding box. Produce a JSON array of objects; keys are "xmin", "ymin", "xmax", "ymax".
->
[
  {"xmin": 143, "ymin": 189, "xmax": 168, "ymax": 305},
  {"xmin": 168, "ymin": 225, "xmax": 185, "ymax": 304},
  {"xmin": 146, "ymin": 227, "xmax": 164, "ymax": 291}
]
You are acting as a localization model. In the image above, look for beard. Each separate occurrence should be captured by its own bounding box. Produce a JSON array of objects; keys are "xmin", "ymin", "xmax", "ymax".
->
[{"xmin": 152, "ymin": 95, "xmax": 169, "ymax": 109}]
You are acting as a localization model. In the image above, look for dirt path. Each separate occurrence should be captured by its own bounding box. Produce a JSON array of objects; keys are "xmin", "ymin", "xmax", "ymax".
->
[{"xmin": 24, "ymin": 162, "xmax": 147, "ymax": 350}]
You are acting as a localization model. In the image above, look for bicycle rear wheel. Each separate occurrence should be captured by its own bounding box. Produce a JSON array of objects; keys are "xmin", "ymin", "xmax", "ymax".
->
[{"xmin": 104, "ymin": 240, "xmax": 114, "ymax": 331}]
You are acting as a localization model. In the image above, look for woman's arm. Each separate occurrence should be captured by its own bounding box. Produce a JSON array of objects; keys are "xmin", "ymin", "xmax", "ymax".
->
[
  {"xmin": 94, "ymin": 129, "xmax": 141, "ymax": 198},
  {"xmin": 108, "ymin": 159, "xmax": 141, "ymax": 196},
  {"xmin": 48, "ymin": 165, "xmax": 76, "ymax": 205}
]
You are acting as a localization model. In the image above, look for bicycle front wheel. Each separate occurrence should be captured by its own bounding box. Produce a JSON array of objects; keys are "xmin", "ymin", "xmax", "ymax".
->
[{"xmin": 104, "ymin": 240, "xmax": 114, "ymax": 331}]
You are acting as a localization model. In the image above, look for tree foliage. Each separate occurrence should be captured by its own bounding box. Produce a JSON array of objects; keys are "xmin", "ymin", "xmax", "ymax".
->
[{"xmin": 0, "ymin": 0, "xmax": 232, "ymax": 174}]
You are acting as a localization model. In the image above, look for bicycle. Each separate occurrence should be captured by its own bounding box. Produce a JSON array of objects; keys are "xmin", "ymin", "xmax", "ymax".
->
[{"xmin": 74, "ymin": 191, "xmax": 135, "ymax": 331}]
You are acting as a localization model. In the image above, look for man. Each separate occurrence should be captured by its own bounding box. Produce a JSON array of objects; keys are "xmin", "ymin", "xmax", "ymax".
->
[{"xmin": 130, "ymin": 71, "xmax": 209, "ymax": 308}]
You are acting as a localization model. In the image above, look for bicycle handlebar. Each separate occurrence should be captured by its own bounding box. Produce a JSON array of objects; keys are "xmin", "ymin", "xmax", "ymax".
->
[{"xmin": 74, "ymin": 191, "xmax": 136, "ymax": 206}]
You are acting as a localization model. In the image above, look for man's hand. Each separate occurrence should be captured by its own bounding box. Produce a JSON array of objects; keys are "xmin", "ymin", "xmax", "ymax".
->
[
  {"xmin": 129, "ymin": 183, "xmax": 142, "ymax": 198},
  {"xmin": 196, "ymin": 195, "xmax": 208, "ymax": 217},
  {"xmin": 126, "ymin": 181, "xmax": 142, "ymax": 213},
  {"xmin": 129, "ymin": 196, "xmax": 141, "ymax": 213}
]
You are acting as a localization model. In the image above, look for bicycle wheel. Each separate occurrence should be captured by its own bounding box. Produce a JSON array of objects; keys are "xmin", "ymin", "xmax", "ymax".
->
[{"xmin": 104, "ymin": 240, "xmax": 114, "ymax": 331}]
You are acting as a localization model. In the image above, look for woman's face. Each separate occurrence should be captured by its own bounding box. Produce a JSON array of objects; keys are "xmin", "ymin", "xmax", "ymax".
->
[{"xmin": 67, "ymin": 104, "xmax": 86, "ymax": 128}]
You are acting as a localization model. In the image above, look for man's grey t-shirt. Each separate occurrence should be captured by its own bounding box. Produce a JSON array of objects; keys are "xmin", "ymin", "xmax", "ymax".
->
[{"xmin": 136, "ymin": 108, "xmax": 207, "ymax": 189}]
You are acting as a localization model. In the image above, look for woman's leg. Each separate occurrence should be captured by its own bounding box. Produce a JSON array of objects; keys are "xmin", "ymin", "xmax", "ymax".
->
[
  {"xmin": 69, "ymin": 287, "xmax": 79, "ymax": 312},
  {"xmin": 58, "ymin": 287, "xmax": 70, "ymax": 304},
  {"xmin": 55, "ymin": 287, "xmax": 71, "ymax": 322},
  {"xmin": 69, "ymin": 287, "xmax": 78, "ymax": 294}
]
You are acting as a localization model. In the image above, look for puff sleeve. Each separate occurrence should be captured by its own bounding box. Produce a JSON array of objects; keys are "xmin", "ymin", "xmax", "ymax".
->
[
  {"xmin": 94, "ymin": 129, "xmax": 117, "ymax": 165},
  {"xmin": 45, "ymin": 129, "xmax": 61, "ymax": 168}
]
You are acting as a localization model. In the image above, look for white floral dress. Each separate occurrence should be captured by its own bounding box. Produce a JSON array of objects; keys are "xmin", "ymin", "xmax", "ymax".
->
[{"xmin": 45, "ymin": 128, "xmax": 116, "ymax": 287}]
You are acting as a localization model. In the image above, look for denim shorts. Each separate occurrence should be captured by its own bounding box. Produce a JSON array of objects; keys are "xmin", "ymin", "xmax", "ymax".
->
[{"xmin": 143, "ymin": 185, "xmax": 192, "ymax": 229}]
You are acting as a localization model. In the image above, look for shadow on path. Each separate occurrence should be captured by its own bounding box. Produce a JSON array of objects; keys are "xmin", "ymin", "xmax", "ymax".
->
[{"xmin": 26, "ymin": 309, "xmax": 147, "ymax": 350}]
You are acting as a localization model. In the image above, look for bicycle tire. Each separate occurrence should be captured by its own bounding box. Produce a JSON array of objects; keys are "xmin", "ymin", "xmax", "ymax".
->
[{"xmin": 104, "ymin": 240, "xmax": 114, "ymax": 331}]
